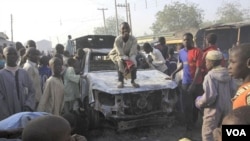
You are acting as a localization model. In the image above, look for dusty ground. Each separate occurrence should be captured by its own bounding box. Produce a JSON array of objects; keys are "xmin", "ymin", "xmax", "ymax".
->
[{"xmin": 85, "ymin": 114, "xmax": 202, "ymax": 141}]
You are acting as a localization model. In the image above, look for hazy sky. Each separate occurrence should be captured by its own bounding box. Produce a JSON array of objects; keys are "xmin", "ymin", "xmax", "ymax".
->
[{"xmin": 0, "ymin": 0, "xmax": 249, "ymax": 46}]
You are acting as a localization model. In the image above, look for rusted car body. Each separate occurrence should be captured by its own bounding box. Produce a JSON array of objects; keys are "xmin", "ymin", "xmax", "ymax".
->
[{"xmin": 77, "ymin": 35, "xmax": 178, "ymax": 131}]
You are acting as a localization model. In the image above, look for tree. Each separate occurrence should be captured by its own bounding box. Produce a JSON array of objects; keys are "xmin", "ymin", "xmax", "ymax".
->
[
  {"xmin": 200, "ymin": 20, "xmax": 215, "ymax": 28},
  {"xmin": 150, "ymin": 1, "xmax": 203, "ymax": 34},
  {"xmin": 93, "ymin": 16, "xmax": 125, "ymax": 36},
  {"xmin": 216, "ymin": 2, "xmax": 249, "ymax": 23}
]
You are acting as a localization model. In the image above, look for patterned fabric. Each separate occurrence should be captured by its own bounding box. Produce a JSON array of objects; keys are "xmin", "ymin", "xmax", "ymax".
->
[{"xmin": 232, "ymin": 82, "xmax": 250, "ymax": 109}]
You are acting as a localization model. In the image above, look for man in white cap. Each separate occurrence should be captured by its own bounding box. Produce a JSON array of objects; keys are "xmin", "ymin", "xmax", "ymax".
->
[{"xmin": 195, "ymin": 50, "xmax": 236, "ymax": 141}]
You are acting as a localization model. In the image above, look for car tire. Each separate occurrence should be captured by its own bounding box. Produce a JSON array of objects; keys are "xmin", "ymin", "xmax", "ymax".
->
[
  {"xmin": 84, "ymin": 96, "xmax": 101, "ymax": 129},
  {"xmin": 88, "ymin": 108, "xmax": 101, "ymax": 129}
]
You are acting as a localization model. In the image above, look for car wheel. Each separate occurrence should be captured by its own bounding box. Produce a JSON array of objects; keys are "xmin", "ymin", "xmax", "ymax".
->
[
  {"xmin": 89, "ymin": 108, "xmax": 101, "ymax": 129},
  {"xmin": 84, "ymin": 96, "xmax": 102, "ymax": 129}
]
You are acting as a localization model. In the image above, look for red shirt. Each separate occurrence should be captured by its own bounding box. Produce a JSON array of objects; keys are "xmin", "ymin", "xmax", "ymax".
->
[{"xmin": 179, "ymin": 47, "xmax": 203, "ymax": 84}]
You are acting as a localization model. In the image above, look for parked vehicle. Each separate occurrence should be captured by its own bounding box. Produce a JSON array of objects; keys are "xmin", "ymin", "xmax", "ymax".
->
[
  {"xmin": 0, "ymin": 32, "xmax": 15, "ymax": 49},
  {"xmin": 195, "ymin": 21, "xmax": 250, "ymax": 64},
  {"xmin": 74, "ymin": 35, "xmax": 116, "ymax": 50},
  {"xmin": 137, "ymin": 32, "xmax": 182, "ymax": 51},
  {"xmin": 77, "ymin": 35, "xmax": 178, "ymax": 131}
]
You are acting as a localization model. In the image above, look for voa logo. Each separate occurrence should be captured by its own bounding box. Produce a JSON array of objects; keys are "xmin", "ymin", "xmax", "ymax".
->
[{"xmin": 226, "ymin": 129, "xmax": 246, "ymax": 136}]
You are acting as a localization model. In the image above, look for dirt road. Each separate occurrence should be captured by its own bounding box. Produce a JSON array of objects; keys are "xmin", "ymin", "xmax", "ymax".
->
[{"xmin": 85, "ymin": 115, "xmax": 202, "ymax": 141}]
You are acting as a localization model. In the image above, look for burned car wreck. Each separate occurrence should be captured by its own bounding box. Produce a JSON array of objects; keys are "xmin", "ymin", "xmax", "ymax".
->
[{"xmin": 77, "ymin": 35, "xmax": 178, "ymax": 131}]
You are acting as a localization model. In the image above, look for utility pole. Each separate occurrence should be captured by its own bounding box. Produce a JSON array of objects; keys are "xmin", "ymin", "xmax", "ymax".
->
[
  {"xmin": 125, "ymin": 0, "xmax": 128, "ymax": 22},
  {"xmin": 128, "ymin": 3, "xmax": 132, "ymax": 35},
  {"xmin": 97, "ymin": 8, "xmax": 108, "ymax": 35},
  {"xmin": 117, "ymin": 2, "xmax": 128, "ymax": 23},
  {"xmin": 117, "ymin": 1, "xmax": 133, "ymax": 35},
  {"xmin": 11, "ymin": 14, "xmax": 13, "ymax": 42},
  {"xmin": 115, "ymin": 0, "xmax": 119, "ymax": 36}
]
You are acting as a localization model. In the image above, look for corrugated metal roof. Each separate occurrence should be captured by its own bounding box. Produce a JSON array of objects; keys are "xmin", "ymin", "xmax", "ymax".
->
[
  {"xmin": 202, "ymin": 21, "xmax": 250, "ymax": 30},
  {"xmin": 0, "ymin": 32, "xmax": 8, "ymax": 40}
]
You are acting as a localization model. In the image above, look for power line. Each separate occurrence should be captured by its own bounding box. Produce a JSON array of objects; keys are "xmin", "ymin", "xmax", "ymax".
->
[
  {"xmin": 11, "ymin": 14, "xmax": 13, "ymax": 42},
  {"xmin": 115, "ymin": 0, "xmax": 119, "ymax": 36},
  {"xmin": 97, "ymin": 8, "xmax": 108, "ymax": 34},
  {"xmin": 116, "ymin": 0, "xmax": 133, "ymax": 34}
]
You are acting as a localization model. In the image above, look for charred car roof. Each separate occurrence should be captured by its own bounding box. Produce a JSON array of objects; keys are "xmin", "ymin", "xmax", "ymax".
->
[
  {"xmin": 200, "ymin": 21, "xmax": 250, "ymax": 30},
  {"xmin": 74, "ymin": 35, "xmax": 116, "ymax": 49}
]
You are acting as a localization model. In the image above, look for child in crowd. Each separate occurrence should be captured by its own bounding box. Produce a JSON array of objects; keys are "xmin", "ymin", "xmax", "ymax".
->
[
  {"xmin": 38, "ymin": 55, "xmax": 52, "ymax": 93},
  {"xmin": 165, "ymin": 47, "xmax": 177, "ymax": 76},
  {"xmin": 63, "ymin": 57, "xmax": 81, "ymax": 114},
  {"xmin": 37, "ymin": 57, "xmax": 64, "ymax": 115},
  {"xmin": 228, "ymin": 43, "xmax": 250, "ymax": 109},
  {"xmin": 74, "ymin": 48, "xmax": 85, "ymax": 75},
  {"xmin": 222, "ymin": 106, "xmax": 250, "ymax": 125},
  {"xmin": 63, "ymin": 50, "xmax": 70, "ymax": 67},
  {"xmin": 213, "ymin": 106, "xmax": 250, "ymax": 141},
  {"xmin": 195, "ymin": 50, "xmax": 236, "ymax": 141}
]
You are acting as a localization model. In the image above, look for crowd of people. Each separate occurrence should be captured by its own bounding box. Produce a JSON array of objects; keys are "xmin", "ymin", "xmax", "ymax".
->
[
  {"xmin": 171, "ymin": 33, "xmax": 250, "ymax": 141},
  {"xmin": 105, "ymin": 22, "xmax": 250, "ymax": 140},
  {"xmin": 0, "ymin": 22, "xmax": 250, "ymax": 141},
  {"xmin": 117, "ymin": 28, "xmax": 250, "ymax": 141},
  {"xmin": 0, "ymin": 37, "xmax": 86, "ymax": 141}
]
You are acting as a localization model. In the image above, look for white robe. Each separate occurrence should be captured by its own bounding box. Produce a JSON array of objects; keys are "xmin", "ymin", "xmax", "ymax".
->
[
  {"xmin": 108, "ymin": 35, "xmax": 138, "ymax": 72},
  {"xmin": 23, "ymin": 60, "xmax": 42, "ymax": 103},
  {"xmin": 37, "ymin": 76, "xmax": 64, "ymax": 115}
]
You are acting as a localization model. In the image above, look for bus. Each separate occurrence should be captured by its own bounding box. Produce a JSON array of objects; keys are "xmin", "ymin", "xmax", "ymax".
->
[{"xmin": 136, "ymin": 32, "xmax": 182, "ymax": 50}]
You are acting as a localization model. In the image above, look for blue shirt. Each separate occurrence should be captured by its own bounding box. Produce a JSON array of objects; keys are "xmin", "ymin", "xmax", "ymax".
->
[
  {"xmin": 0, "ymin": 60, "xmax": 5, "ymax": 69},
  {"xmin": 0, "ymin": 112, "xmax": 50, "ymax": 130},
  {"xmin": 38, "ymin": 65, "xmax": 52, "ymax": 92},
  {"xmin": 179, "ymin": 47, "xmax": 203, "ymax": 84}
]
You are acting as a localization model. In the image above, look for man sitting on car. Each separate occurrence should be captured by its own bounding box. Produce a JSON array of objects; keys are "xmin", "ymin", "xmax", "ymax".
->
[{"xmin": 108, "ymin": 22, "xmax": 139, "ymax": 88}]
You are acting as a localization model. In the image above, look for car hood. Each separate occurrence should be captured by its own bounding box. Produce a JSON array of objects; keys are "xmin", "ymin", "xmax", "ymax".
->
[{"xmin": 86, "ymin": 69, "xmax": 177, "ymax": 94}]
